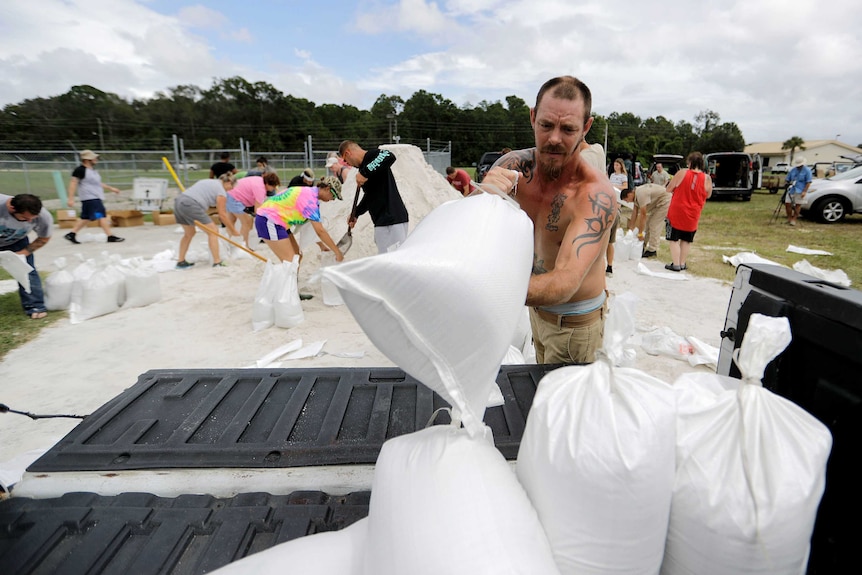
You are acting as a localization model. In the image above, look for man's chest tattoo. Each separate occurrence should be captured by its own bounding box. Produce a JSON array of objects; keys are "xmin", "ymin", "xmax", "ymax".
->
[{"xmin": 545, "ymin": 193, "xmax": 567, "ymax": 231}]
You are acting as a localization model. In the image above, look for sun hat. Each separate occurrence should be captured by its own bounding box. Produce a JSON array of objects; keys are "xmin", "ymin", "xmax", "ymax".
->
[
  {"xmin": 793, "ymin": 157, "xmax": 806, "ymax": 167},
  {"xmin": 319, "ymin": 175, "xmax": 342, "ymax": 200},
  {"xmin": 80, "ymin": 150, "xmax": 99, "ymax": 160},
  {"xmin": 302, "ymin": 168, "xmax": 315, "ymax": 181},
  {"xmin": 325, "ymin": 157, "xmax": 339, "ymax": 168}
]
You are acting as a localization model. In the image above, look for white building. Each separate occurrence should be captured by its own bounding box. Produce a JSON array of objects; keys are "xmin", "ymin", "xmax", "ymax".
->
[{"xmin": 745, "ymin": 140, "xmax": 862, "ymax": 177}]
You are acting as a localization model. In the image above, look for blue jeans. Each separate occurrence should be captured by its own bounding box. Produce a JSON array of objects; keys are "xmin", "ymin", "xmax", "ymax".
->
[{"xmin": 2, "ymin": 237, "xmax": 46, "ymax": 315}]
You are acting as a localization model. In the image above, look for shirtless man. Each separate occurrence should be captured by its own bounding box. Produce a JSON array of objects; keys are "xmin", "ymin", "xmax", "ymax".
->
[{"xmin": 480, "ymin": 76, "xmax": 617, "ymax": 364}]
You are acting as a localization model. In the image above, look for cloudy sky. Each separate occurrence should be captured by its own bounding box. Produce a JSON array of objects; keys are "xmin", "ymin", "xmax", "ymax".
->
[{"xmin": 2, "ymin": 0, "xmax": 861, "ymax": 148}]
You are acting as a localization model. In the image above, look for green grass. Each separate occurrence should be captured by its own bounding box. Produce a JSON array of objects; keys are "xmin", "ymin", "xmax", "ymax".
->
[
  {"xmin": 0, "ymin": 276, "xmax": 65, "ymax": 361},
  {"xmin": 644, "ymin": 188, "xmax": 862, "ymax": 285}
]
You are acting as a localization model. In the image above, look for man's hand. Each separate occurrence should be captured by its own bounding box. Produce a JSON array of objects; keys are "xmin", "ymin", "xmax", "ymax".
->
[
  {"xmin": 479, "ymin": 167, "xmax": 518, "ymax": 198},
  {"xmin": 67, "ymin": 198, "xmax": 74, "ymax": 207},
  {"xmin": 355, "ymin": 173, "xmax": 368, "ymax": 187},
  {"xmin": 347, "ymin": 215, "xmax": 357, "ymax": 229}
]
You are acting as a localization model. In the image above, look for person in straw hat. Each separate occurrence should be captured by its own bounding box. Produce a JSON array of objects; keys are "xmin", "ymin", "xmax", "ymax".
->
[
  {"xmin": 64, "ymin": 149, "xmax": 125, "ymax": 244},
  {"xmin": 784, "ymin": 156, "xmax": 812, "ymax": 226}
]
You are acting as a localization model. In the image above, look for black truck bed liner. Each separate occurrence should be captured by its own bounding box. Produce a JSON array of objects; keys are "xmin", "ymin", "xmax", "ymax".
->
[{"xmin": 1, "ymin": 364, "xmax": 559, "ymax": 574}]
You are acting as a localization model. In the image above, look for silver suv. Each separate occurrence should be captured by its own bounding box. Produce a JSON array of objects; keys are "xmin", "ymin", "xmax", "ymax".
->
[{"xmin": 800, "ymin": 165, "xmax": 862, "ymax": 223}]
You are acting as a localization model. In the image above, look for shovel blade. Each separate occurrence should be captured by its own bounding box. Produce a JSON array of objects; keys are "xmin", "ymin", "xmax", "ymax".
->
[{"xmin": 336, "ymin": 231, "xmax": 352, "ymax": 253}]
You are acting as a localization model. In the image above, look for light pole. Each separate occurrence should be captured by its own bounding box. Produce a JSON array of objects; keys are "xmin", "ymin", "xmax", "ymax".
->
[
  {"xmin": 387, "ymin": 114, "xmax": 394, "ymax": 143},
  {"xmin": 96, "ymin": 118, "xmax": 105, "ymax": 150}
]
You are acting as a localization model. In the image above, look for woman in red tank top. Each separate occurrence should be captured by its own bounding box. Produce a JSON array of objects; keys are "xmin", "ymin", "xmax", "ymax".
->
[{"xmin": 664, "ymin": 152, "xmax": 713, "ymax": 271}]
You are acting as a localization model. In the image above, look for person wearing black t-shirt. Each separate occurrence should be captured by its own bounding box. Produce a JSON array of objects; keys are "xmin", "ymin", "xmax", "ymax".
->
[
  {"xmin": 338, "ymin": 140, "xmax": 409, "ymax": 254},
  {"xmin": 209, "ymin": 152, "xmax": 237, "ymax": 179}
]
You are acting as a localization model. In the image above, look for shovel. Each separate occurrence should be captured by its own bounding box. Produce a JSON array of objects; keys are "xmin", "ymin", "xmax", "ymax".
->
[{"xmin": 336, "ymin": 185, "xmax": 362, "ymax": 254}]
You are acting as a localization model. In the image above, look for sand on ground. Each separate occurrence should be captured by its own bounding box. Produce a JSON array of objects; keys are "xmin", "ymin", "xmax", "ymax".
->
[{"xmin": 0, "ymin": 145, "xmax": 734, "ymax": 466}]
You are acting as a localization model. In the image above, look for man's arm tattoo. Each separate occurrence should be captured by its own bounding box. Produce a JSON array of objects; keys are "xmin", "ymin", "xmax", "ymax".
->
[
  {"xmin": 498, "ymin": 150, "xmax": 536, "ymax": 197},
  {"xmin": 532, "ymin": 256, "xmax": 548, "ymax": 275},
  {"xmin": 573, "ymin": 192, "xmax": 615, "ymax": 257}
]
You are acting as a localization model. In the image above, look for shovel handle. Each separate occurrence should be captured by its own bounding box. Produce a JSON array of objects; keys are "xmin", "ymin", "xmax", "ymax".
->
[{"xmin": 348, "ymin": 186, "xmax": 362, "ymax": 234}]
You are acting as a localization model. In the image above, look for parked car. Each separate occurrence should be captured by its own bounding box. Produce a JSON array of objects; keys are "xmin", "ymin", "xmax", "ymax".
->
[
  {"xmin": 474, "ymin": 151, "xmax": 504, "ymax": 183},
  {"xmin": 176, "ymin": 161, "xmax": 200, "ymax": 171},
  {"xmin": 705, "ymin": 152, "xmax": 756, "ymax": 201},
  {"xmin": 800, "ymin": 164, "xmax": 862, "ymax": 223},
  {"xmin": 772, "ymin": 162, "xmax": 789, "ymax": 173}
]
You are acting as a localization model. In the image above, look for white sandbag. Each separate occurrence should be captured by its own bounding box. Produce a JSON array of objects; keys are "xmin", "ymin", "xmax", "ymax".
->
[
  {"xmin": 617, "ymin": 229, "xmax": 643, "ymax": 262},
  {"xmin": 517, "ymin": 361, "xmax": 677, "ymax": 575},
  {"xmin": 69, "ymin": 262, "xmax": 123, "ymax": 324},
  {"xmin": 209, "ymin": 517, "xmax": 367, "ymax": 575},
  {"xmin": 273, "ymin": 256, "xmax": 304, "ymax": 328},
  {"xmin": 44, "ymin": 257, "xmax": 75, "ymax": 311},
  {"xmin": 0, "ymin": 250, "xmax": 33, "ymax": 292},
  {"xmin": 323, "ymin": 193, "xmax": 533, "ymax": 437},
  {"xmin": 641, "ymin": 325, "xmax": 695, "ymax": 360},
  {"xmin": 122, "ymin": 260, "xmax": 162, "ymax": 308},
  {"xmin": 614, "ymin": 228, "xmax": 629, "ymax": 262},
  {"xmin": 663, "ymin": 314, "xmax": 832, "ymax": 575},
  {"xmin": 792, "ymin": 259, "xmax": 851, "ymax": 287},
  {"xmin": 510, "ymin": 306, "xmax": 534, "ymax": 362},
  {"xmin": 319, "ymin": 251, "xmax": 344, "ymax": 306},
  {"xmin": 364, "ymin": 424, "xmax": 559, "ymax": 575},
  {"xmin": 251, "ymin": 262, "xmax": 280, "ymax": 331}
]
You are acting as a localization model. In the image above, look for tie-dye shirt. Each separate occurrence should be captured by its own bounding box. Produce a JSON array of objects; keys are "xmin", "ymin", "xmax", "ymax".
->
[{"xmin": 256, "ymin": 186, "xmax": 321, "ymax": 228}]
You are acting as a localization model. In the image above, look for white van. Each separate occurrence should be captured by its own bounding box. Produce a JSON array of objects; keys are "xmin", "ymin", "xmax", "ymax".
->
[{"xmin": 705, "ymin": 152, "xmax": 761, "ymax": 201}]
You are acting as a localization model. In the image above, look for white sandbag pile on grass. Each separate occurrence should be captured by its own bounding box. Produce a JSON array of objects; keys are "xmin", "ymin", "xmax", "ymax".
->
[
  {"xmin": 517, "ymin": 292, "xmax": 678, "ymax": 575},
  {"xmin": 662, "ymin": 314, "xmax": 832, "ymax": 575}
]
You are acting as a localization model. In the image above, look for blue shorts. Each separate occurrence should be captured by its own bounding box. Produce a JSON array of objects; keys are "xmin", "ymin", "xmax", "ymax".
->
[
  {"xmin": 226, "ymin": 194, "xmax": 247, "ymax": 214},
  {"xmin": 255, "ymin": 215, "xmax": 290, "ymax": 241},
  {"xmin": 81, "ymin": 199, "xmax": 107, "ymax": 221}
]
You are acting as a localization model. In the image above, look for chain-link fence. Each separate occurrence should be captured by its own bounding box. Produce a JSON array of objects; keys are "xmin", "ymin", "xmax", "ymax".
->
[{"xmin": 0, "ymin": 139, "xmax": 451, "ymax": 200}]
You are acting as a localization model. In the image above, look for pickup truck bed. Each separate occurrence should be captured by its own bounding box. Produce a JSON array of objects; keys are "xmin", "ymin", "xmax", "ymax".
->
[{"xmin": 0, "ymin": 364, "xmax": 558, "ymax": 574}]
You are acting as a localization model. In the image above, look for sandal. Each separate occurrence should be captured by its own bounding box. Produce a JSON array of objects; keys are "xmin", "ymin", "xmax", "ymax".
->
[{"xmin": 29, "ymin": 311, "xmax": 48, "ymax": 319}]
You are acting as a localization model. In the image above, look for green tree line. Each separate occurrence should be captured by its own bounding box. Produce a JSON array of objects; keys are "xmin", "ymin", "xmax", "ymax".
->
[{"xmin": 0, "ymin": 77, "xmax": 746, "ymax": 167}]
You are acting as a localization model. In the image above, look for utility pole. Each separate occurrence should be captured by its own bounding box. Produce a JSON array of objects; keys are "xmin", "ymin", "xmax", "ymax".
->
[
  {"xmin": 96, "ymin": 118, "xmax": 105, "ymax": 150},
  {"xmin": 387, "ymin": 114, "xmax": 394, "ymax": 143}
]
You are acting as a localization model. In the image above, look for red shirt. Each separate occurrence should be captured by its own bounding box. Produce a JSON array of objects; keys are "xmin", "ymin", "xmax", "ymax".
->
[
  {"xmin": 447, "ymin": 169, "xmax": 473, "ymax": 196},
  {"xmin": 667, "ymin": 170, "xmax": 708, "ymax": 232}
]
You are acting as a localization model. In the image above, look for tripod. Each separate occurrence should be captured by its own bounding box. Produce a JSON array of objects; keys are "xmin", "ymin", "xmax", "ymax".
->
[{"xmin": 770, "ymin": 186, "xmax": 790, "ymax": 224}]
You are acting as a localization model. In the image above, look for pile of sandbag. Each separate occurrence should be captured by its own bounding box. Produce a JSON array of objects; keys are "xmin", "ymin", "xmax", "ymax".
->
[
  {"xmin": 43, "ymin": 254, "xmax": 162, "ymax": 323},
  {"xmin": 212, "ymin": 193, "xmax": 832, "ymax": 575}
]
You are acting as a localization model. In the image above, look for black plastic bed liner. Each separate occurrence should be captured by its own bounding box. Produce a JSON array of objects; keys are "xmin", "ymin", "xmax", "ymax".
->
[
  {"xmin": 28, "ymin": 364, "xmax": 559, "ymax": 473},
  {"xmin": 0, "ymin": 490, "xmax": 369, "ymax": 575},
  {"xmin": 2, "ymin": 364, "xmax": 562, "ymax": 574}
]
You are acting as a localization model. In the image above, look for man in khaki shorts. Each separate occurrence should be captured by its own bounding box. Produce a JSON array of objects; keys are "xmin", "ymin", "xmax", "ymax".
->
[
  {"xmin": 622, "ymin": 182, "xmax": 672, "ymax": 258},
  {"xmin": 482, "ymin": 76, "xmax": 617, "ymax": 364}
]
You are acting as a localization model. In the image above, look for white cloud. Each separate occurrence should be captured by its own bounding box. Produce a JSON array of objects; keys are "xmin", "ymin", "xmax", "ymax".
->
[
  {"xmin": 356, "ymin": 0, "xmax": 450, "ymax": 37},
  {"xmin": 0, "ymin": 0, "xmax": 861, "ymax": 147}
]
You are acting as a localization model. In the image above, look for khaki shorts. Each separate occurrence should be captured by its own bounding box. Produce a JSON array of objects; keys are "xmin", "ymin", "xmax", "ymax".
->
[{"xmin": 529, "ymin": 306, "xmax": 605, "ymax": 364}]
